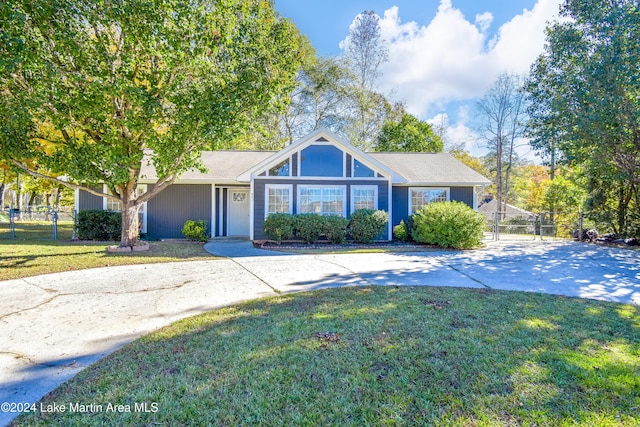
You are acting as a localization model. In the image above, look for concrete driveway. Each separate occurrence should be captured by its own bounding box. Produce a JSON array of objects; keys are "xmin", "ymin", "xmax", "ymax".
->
[{"xmin": 1, "ymin": 239, "xmax": 638, "ymax": 425}]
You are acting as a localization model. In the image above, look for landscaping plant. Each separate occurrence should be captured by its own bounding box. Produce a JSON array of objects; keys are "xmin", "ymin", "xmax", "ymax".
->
[
  {"xmin": 322, "ymin": 215, "xmax": 350, "ymax": 244},
  {"xmin": 181, "ymin": 220, "xmax": 208, "ymax": 242},
  {"xmin": 348, "ymin": 209, "xmax": 388, "ymax": 243},
  {"xmin": 263, "ymin": 213, "xmax": 295, "ymax": 242},
  {"xmin": 75, "ymin": 210, "xmax": 122, "ymax": 241},
  {"xmin": 393, "ymin": 219, "xmax": 409, "ymax": 241},
  {"xmin": 412, "ymin": 201, "xmax": 485, "ymax": 249},
  {"xmin": 294, "ymin": 213, "xmax": 325, "ymax": 243}
]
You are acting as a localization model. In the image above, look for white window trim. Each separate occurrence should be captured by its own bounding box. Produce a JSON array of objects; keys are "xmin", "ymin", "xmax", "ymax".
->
[
  {"xmin": 265, "ymin": 184, "xmax": 293, "ymax": 218},
  {"xmin": 408, "ymin": 187, "xmax": 450, "ymax": 215},
  {"xmin": 297, "ymin": 185, "xmax": 347, "ymax": 217},
  {"xmin": 350, "ymin": 185, "xmax": 378, "ymax": 213}
]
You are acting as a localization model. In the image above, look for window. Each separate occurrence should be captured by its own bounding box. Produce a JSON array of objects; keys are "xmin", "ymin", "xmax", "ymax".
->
[
  {"xmin": 299, "ymin": 186, "xmax": 345, "ymax": 216},
  {"xmin": 353, "ymin": 159, "xmax": 375, "ymax": 178},
  {"xmin": 409, "ymin": 187, "xmax": 449, "ymax": 214},
  {"xmin": 265, "ymin": 184, "xmax": 292, "ymax": 217},
  {"xmin": 103, "ymin": 184, "xmax": 148, "ymax": 233},
  {"xmin": 351, "ymin": 186, "xmax": 377, "ymax": 211},
  {"xmin": 300, "ymin": 145, "xmax": 344, "ymax": 177},
  {"xmin": 268, "ymin": 158, "xmax": 290, "ymax": 176}
]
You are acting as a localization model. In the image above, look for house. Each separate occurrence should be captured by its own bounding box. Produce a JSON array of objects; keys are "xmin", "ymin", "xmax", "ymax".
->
[{"xmin": 75, "ymin": 128, "xmax": 491, "ymax": 240}]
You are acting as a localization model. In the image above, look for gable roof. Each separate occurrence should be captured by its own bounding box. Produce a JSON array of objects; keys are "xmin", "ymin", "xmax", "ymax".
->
[
  {"xmin": 236, "ymin": 128, "xmax": 405, "ymax": 183},
  {"xmin": 370, "ymin": 152, "xmax": 492, "ymax": 186}
]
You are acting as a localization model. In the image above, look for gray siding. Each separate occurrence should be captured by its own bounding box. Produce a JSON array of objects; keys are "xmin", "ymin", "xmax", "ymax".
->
[
  {"xmin": 147, "ymin": 184, "xmax": 212, "ymax": 239},
  {"xmin": 78, "ymin": 188, "xmax": 103, "ymax": 211},
  {"xmin": 254, "ymin": 178, "xmax": 389, "ymax": 240},
  {"xmin": 391, "ymin": 186, "xmax": 476, "ymax": 226}
]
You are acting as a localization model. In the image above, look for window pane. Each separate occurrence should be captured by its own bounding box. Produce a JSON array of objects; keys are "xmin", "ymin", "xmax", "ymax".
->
[
  {"xmin": 268, "ymin": 187, "xmax": 290, "ymax": 214},
  {"xmin": 411, "ymin": 189, "xmax": 447, "ymax": 213},
  {"xmin": 300, "ymin": 145, "xmax": 343, "ymax": 177},
  {"xmin": 300, "ymin": 188, "xmax": 322, "ymax": 213},
  {"xmin": 353, "ymin": 188, "xmax": 375, "ymax": 210},
  {"xmin": 269, "ymin": 159, "xmax": 290, "ymax": 176},
  {"xmin": 353, "ymin": 159, "xmax": 375, "ymax": 177},
  {"xmin": 322, "ymin": 188, "xmax": 343, "ymax": 216}
]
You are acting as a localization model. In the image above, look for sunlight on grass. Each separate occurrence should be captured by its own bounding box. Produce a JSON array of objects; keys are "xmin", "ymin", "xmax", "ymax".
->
[{"xmin": 14, "ymin": 287, "xmax": 640, "ymax": 427}]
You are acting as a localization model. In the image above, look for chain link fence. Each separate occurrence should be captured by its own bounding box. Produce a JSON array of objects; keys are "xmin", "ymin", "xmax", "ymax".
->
[
  {"xmin": 484, "ymin": 210, "xmax": 581, "ymax": 241},
  {"xmin": 0, "ymin": 206, "xmax": 74, "ymax": 240}
]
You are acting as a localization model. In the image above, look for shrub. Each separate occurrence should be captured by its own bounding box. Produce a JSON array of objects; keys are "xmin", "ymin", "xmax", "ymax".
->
[
  {"xmin": 393, "ymin": 220, "xmax": 409, "ymax": 242},
  {"xmin": 323, "ymin": 215, "xmax": 350, "ymax": 244},
  {"xmin": 294, "ymin": 213, "xmax": 325, "ymax": 243},
  {"xmin": 76, "ymin": 210, "xmax": 122, "ymax": 241},
  {"xmin": 348, "ymin": 209, "xmax": 388, "ymax": 243},
  {"xmin": 263, "ymin": 213, "xmax": 295, "ymax": 242},
  {"xmin": 182, "ymin": 220, "xmax": 208, "ymax": 242},
  {"xmin": 412, "ymin": 201, "xmax": 484, "ymax": 249}
]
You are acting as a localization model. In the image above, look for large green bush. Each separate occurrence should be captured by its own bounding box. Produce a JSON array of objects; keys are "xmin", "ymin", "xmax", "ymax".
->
[
  {"xmin": 393, "ymin": 220, "xmax": 409, "ymax": 242},
  {"xmin": 263, "ymin": 213, "xmax": 295, "ymax": 242},
  {"xmin": 412, "ymin": 201, "xmax": 484, "ymax": 249},
  {"xmin": 323, "ymin": 215, "xmax": 350, "ymax": 244},
  {"xmin": 76, "ymin": 210, "xmax": 122, "ymax": 241},
  {"xmin": 294, "ymin": 213, "xmax": 325, "ymax": 243},
  {"xmin": 182, "ymin": 220, "xmax": 208, "ymax": 242},
  {"xmin": 348, "ymin": 209, "xmax": 388, "ymax": 243}
]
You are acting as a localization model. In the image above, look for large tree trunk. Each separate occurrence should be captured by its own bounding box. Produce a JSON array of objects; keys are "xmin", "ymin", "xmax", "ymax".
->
[{"xmin": 120, "ymin": 201, "xmax": 141, "ymax": 247}]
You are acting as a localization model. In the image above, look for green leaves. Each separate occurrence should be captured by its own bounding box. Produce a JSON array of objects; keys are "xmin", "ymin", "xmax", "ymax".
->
[{"xmin": 375, "ymin": 112, "xmax": 444, "ymax": 153}]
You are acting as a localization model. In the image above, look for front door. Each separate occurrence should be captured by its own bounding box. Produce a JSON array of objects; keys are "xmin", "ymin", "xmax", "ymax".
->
[{"xmin": 228, "ymin": 189, "xmax": 250, "ymax": 236}]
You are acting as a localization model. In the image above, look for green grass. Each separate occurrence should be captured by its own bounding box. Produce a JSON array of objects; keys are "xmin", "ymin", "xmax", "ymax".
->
[
  {"xmin": 0, "ymin": 221, "xmax": 216, "ymax": 281},
  {"xmin": 15, "ymin": 287, "xmax": 640, "ymax": 426}
]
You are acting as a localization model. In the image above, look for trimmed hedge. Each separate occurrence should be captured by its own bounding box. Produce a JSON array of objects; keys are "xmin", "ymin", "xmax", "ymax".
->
[
  {"xmin": 76, "ymin": 210, "xmax": 122, "ymax": 241},
  {"xmin": 348, "ymin": 209, "xmax": 389, "ymax": 243},
  {"xmin": 411, "ymin": 201, "xmax": 485, "ymax": 249},
  {"xmin": 182, "ymin": 220, "xmax": 208, "ymax": 242},
  {"xmin": 294, "ymin": 214, "xmax": 325, "ymax": 244},
  {"xmin": 263, "ymin": 213, "xmax": 295, "ymax": 242},
  {"xmin": 323, "ymin": 215, "xmax": 350, "ymax": 244},
  {"xmin": 262, "ymin": 211, "xmax": 385, "ymax": 244}
]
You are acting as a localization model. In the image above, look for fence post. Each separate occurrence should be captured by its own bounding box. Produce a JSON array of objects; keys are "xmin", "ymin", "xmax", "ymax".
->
[
  {"xmin": 539, "ymin": 212, "xmax": 544, "ymax": 241},
  {"xmin": 494, "ymin": 210, "xmax": 500, "ymax": 241},
  {"xmin": 51, "ymin": 208, "xmax": 58, "ymax": 240}
]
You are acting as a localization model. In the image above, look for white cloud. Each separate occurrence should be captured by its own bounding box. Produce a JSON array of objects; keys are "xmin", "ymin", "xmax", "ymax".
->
[
  {"xmin": 475, "ymin": 12, "xmax": 493, "ymax": 33},
  {"xmin": 372, "ymin": 0, "xmax": 562, "ymax": 119}
]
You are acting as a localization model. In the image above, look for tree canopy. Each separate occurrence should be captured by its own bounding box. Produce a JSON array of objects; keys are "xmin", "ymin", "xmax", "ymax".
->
[
  {"xmin": 0, "ymin": 0, "xmax": 307, "ymax": 246},
  {"xmin": 526, "ymin": 0, "xmax": 640, "ymax": 236},
  {"xmin": 375, "ymin": 112, "xmax": 443, "ymax": 152}
]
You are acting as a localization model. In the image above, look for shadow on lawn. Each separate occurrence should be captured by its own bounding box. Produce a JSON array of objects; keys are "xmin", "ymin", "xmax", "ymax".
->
[{"xmin": 14, "ymin": 286, "xmax": 640, "ymax": 426}]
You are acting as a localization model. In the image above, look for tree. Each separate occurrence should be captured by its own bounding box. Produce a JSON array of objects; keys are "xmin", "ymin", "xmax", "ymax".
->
[
  {"xmin": 342, "ymin": 10, "xmax": 389, "ymax": 150},
  {"xmin": 0, "ymin": 0, "xmax": 306, "ymax": 246},
  {"xmin": 526, "ymin": 0, "xmax": 640, "ymax": 236},
  {"xmin": 476, "ymin": 73, "xmax": 527, "ymax": 218},
  {"xmin": 375, "ymin": 112, "xmax": 444, "ymax": 152}
]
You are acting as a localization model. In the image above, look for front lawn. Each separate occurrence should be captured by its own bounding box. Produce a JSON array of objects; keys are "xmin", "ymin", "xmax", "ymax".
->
[
  {"xmin": 15, "ymin": 286, "xmax": 640, "ymax": 426},
  {"xmin": 0, "ymin": 221, "xmax": 215, "ymax": 281}
]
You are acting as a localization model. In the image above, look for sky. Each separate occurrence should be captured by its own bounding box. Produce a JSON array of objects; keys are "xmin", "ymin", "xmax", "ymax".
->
[{"xmin": 274, "ymin": 0, "xmax": 564, "ymax": 158}]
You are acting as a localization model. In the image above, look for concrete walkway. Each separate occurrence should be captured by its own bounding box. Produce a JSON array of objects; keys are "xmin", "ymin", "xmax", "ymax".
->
[{"xmin": 1, "ymin": 239, "xmax": 638, "ymax": 425}]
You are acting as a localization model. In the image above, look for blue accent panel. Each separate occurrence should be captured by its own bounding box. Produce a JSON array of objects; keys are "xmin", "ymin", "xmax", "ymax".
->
[
  {"xmin": 346, "ymin": 154, "xmax": 352, "ymax": 177},
  {"xmin": 451, "ymin": 187, "xmax": 474, "ymax": 207},
  {"xmin": 300, "ymin": 145, "xmax": 343, "ymax": 177},
  {"xmin": 392, "ymin": 187, "xmax": 409, "ymax": 227},
  {"xmin": 291, "ymin": 152, "xmax": 298, "ymax": 176}
]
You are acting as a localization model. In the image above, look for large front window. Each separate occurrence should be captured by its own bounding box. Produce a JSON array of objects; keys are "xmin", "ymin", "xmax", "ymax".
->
[
  {"xmin": 299, "ymin": 186, "xmax": 345, "ymax": 216},
  {"xmin": 266, "ymin": 184, "xmax": 292, "ymax": 217},
  {"xmin": 300, "ymin": 145, "xmax": 344, "ymax": 177},
  {"xmin": 410, "ymin": 188, "xmax": 449, "ymax": 214}
]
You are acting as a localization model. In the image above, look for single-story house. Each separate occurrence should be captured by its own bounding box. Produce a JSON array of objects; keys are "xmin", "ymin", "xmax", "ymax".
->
[{"xmin": 75, "ymin": 128, "xmax": 492, "ymax": 240}]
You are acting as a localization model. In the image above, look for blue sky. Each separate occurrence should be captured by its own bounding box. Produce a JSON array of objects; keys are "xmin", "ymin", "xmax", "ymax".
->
[{"xmin": 274, "ymin": 0, "xmax": 563, "ymax": 157}]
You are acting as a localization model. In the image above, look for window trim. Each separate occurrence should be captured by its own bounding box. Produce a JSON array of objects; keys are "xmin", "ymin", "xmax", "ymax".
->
[
  {"xmin": 264, "ymin": 184, "xmax": 293, "ymax": 218},
  {"xmin": 408, "ymin": 187, "xmax": 450, "ymax": 215},
  {"xmin": 350, "ymin": 185, "xmax": 378, "ymax": 213},
  {"xmin": 297, "ymin": 185, "xmax": 347, "ymax": 217}
]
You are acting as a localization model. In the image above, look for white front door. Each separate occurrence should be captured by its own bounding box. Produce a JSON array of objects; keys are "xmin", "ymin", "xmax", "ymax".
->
[{"xmin": 228, "ymin": 189, "xmax": 250, "ymax": 236}]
